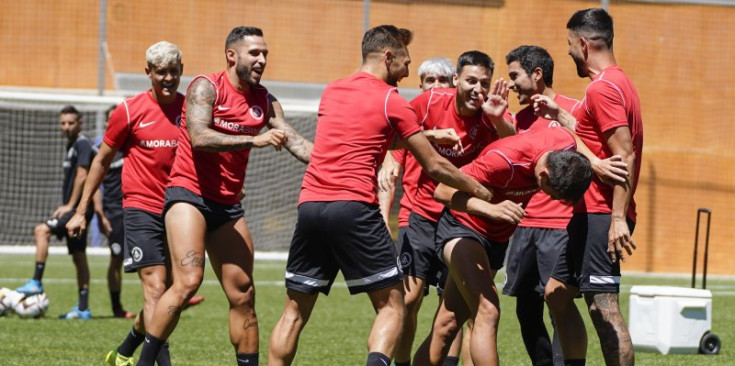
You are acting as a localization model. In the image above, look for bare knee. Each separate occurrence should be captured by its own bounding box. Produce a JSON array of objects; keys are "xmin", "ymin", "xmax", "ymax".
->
[
  {"xmin": 171, "ymin": 271, "xmax": 203, "ymax": 302},
  {"xmin": 142, "ymin": 279, "xmax": 167, "ymax": 305},
  {"xmin": 404, "ymin": 289, "xmax": 423, "ymax": 317},
  {"xmin": 34, "ymin": 223, "xmax": 49, "ymax": 237},
  {"xmin": 585, "ymin": 293, "xmax": 622, "ymax": 325},
  {"xmin": 545, "ymin": 283, "xmax": 573, "ymax": 313},
  {"xmin": 228, "ymin": 281, "xmax": 256, "ymax": 311},
  {"xmin": 476, "ymin": 298, "xmax": 500, "ymax": 325}
]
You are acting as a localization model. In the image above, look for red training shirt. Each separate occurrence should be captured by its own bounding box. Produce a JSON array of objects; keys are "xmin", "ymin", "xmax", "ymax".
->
[
  {"xmin": 411, "ymin": 88, "xmax": 500, "ymax": 223},
  {"xmin": 299, "ymin": 72, "xmax": 421, "ymax": 205},
  {"xmin": 514, "ymin": 93, "xmax": 579, "ymax": 229},
  {"xmin": 168, "ymin": 71, "xmax": 270, "ymax": 204},
  {"xmin": 572, "ymin": 65, "xmax": 643, "ymax": 222},
  {"xmin": 103, "ymin": 91, "xmax": 184, "ymax": 214},
  {"xmin": 453, "ymin": 127, "xmax": 577, "ymax": 242}
]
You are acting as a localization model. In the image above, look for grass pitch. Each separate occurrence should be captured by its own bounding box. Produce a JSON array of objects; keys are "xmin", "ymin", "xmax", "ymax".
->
[{"xmin": 0, "ymin": 253, "xmax": 733, "ymax": 365}]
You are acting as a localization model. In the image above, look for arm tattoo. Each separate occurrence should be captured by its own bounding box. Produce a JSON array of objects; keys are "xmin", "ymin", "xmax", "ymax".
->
[
  {"xmin": 186, "ymin": 78, "xmax": 256, "ymax": 152},
  {"xmin": 180, "ymin": 250, "xmax": 206, "ymax": 268},
  {"xmin": 267, "ymin": 94, "xmax": 313, "ymax": 164}
]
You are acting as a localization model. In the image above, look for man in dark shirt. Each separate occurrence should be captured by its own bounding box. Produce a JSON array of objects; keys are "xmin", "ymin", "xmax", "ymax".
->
[{"xmin": 16, "ymin": 105, "xmax": 102, "ymax": 320}]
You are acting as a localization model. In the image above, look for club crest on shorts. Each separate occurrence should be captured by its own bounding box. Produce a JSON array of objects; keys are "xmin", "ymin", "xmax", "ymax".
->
[
  {"xmin": 132, "ymin": 247, "xmax": 143, "ymax": 262},
  {"xmin": 249, "ymin": 106, "xmax": 264, "ymax": 120},
  {"xmin": 399, "ymin": 252, "xmax": 412, "ymax": 269},
  {"xmin": 111, "ymin": 242, "xmax": 122, "ymax": 256}
]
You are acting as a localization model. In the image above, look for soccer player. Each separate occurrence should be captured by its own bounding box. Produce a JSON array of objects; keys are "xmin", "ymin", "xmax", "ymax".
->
[
  {"xmin": 502, "ymin": 45, "xmax": 579, "ymax": 366},
  {"xmin": 414, "ymin": 127, "xmax": 593, "ymax": 366},
  {"xmin": 379, "ymin": 56, "xmax": 455, "ymax": 236},
  {"xmin": 134, "ymin": 27, "xmax": 313, "ymax": 366},
  {"xmin": 16, "ymin": 105, "xmax": 100, "ymax": 320},
  {"xmin": 99, "ymin": 104, "xmax": 134, "ymax": 320},
  {"xmin": 67, "ymin": 41, "xmax": 188, "ymax": 365},
  {"xmin": 382, "ymin": 50, "xmax": 514, "ymax": 366},
  {"xmin": 532, "ymin": 8, "xmax": 643, "ymax": 366},
  {"xmin": 267, "ymin": 25, "xmax": 494, "ymax": 366},
  {"xmin": 378, "ymin": 56, "xmax": 459, "ymax": 366}
]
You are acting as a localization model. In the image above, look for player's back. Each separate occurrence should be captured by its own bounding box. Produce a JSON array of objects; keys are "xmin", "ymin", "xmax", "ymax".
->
[{"xmin": 300, "ymin": 72, "xmax": 420, "ymax": 205}]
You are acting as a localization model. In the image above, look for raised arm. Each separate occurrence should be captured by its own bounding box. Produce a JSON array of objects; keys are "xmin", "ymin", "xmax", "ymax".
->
[
  {"xmin": 532, "ymin": 94, "xmax": 627, "ymax": 184},
  {"xmin": 266, "ymin": 94, "xmax": 313, "ymax": 164},
  {"xmin": 66, "ymin": 142, "xmax": 118, "ymax": 237},
  {"xmin": 186, "ymin": 78, "xmax": 286, "ymax": 152},
  {"xmin": 482, "ymin": 78, "xmax": 516, "ymax": 138}
]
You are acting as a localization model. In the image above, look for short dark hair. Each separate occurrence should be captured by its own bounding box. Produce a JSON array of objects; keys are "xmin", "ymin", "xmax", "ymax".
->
[
  {"xmin": 225, "ymin": 26, "xmax": 264, "ymax": 50},
  {"xmin": 567, "ymin": 8, "xmax": 614, "ymax": 49},
  {"xmin": 60, "ymin": 105, "xmax": 80, "ymax": 118},
  {"xmin": 546, "ymin": 150, "xmax": 592, "ymax": 203},
  {"xmin": 456, "ymin": 50, "xmax": 494, "ymax": 75},
  {"xmin": 361, "ymin": 25, "xmax": 413, "ymax": 60},
  {"xmin": 505, "ymin": 45, "xmax": 554, "ymax": 87},
  {"xmin": 105, "ymin": 104, "xmax": 117, "ymax": 121}
]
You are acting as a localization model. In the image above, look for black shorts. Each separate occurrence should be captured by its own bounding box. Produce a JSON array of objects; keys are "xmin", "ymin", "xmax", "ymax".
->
[
  {"xmin": 550, "ymin": 213, "xmax": 635, "ymax": 293},
  {"xmin": 435, "ymin": 210, "xmax": 508, "ymax": 271},
  {"xmin": 122, "ymin": 208, "xmax": 168, "ymax": 273},
  {"xmin": 503, "ymin": 226, "xmax": 568, "ymax": 297},
  {"xmin": 401, "ymin": 213, "xmax": 445, "ymax": 289},
  {"xmin": 104, "ymin": 206, "xmax": 125, "ymax": 258},
  {"xmin": 164, "ymin": 186, "xmax": 244, "ymax": 232},
  {"xmin": 285, "ymin": 201, "xmax": 403, "ymax": 295},
  {"xmin": 45, "ymin": 209, "xmax": 93, "ymax": 254}
]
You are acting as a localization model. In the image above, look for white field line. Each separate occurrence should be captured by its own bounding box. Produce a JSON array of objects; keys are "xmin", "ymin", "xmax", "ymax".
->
[{"xmin": 0, "ymin": 245, "xmax": 287, "ymax": 261}]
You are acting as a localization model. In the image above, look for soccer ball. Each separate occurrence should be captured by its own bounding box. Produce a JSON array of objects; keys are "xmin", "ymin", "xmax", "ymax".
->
[
  {"xmin": 0, "ymin": 288, "xmax": 9, "ymax": 316},
  {"xmin": 14, "ymin": 292, "xmax": 50, "ymax": 318},
  {"xmin": 0, "ymin": 288, "xmax": 25, "ymax": 316}
]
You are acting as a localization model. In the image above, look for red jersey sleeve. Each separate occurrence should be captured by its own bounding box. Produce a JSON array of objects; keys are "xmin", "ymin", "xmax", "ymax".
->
[
  {"xmin": 102, "ymin": 103, "xmax": 131, "ymax": 149},
  {"xmin": 387, "ymin": 92, "xmax": 421, "ymax": 139},
  {"xmin": 461, "ymin": 150, "xmax": 513, "ymax": 188},
  {"xmin": 586, "ymin": 81, "xmax": 629, "ymax": 133}
]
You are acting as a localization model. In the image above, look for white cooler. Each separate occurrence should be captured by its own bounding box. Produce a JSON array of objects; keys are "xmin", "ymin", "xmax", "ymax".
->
[{"xmin": 628, "ymin": 285, "xmax": 716, "ymax": 354}]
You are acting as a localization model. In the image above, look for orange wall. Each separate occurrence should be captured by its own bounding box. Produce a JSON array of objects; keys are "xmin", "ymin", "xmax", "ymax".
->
[{"xmin": 2, "ymin": 0, "xmax": 735, "ymax": 274}]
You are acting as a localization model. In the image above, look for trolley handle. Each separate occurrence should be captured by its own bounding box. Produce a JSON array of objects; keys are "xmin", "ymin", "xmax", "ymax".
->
[{"xmin": 692, "ymin": 208, "xmax": 712, "ymax": 289}]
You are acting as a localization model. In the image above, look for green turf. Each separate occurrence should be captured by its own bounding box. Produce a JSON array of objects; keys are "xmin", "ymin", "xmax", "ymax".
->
[{"xmin": 0, "ymin": 253, "xmax": 732, "ymax": 365}]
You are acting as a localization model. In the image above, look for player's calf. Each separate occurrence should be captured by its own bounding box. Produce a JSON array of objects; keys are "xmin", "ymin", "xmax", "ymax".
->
[{"xmin": 585, "ymin": 292, "xmax": 634, "ymax": 366}]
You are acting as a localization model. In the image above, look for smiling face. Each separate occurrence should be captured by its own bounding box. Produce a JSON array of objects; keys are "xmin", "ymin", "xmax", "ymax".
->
[
  {"xmin": 147, "ymin": 60, "xmax": 182, "ymax": 101},
  {"xmin": 454, "ymin": 64, "xmax": 492, "ymax": 116},
  {"xmin": 507, "ymin": 61, "xmax": 539, "ymax": 105},
  {"xmin": 229, "ymin": 35, "xmax": 269, "ymax": 87}
]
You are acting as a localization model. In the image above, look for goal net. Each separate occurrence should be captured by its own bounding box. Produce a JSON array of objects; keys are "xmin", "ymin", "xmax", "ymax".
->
[{"xmin": 0, "ymin": 92, "xmax": 320, "ymax": 251}]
